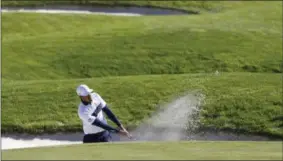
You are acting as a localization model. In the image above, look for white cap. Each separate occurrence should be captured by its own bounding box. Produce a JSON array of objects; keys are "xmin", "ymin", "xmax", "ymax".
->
[{"xmin": 76, "ymin": 84, "xmax": 93, "ymax": 96}]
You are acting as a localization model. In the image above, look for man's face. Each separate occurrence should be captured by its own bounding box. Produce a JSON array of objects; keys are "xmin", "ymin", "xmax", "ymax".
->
[{"xmin": 80, "ymin": 95, "xmax": 92, "ymax": 104}]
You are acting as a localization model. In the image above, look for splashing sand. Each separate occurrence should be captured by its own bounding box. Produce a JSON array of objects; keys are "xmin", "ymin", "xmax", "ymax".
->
[{"xmin": 130, "ymin": 93, "xmax": 202, "ymax": 141}]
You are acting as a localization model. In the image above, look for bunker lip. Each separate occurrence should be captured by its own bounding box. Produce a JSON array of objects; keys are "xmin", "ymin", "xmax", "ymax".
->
[
  {"xmin": 1, "ymin": 130, "xmax": 275, "ymax": 150},
  {"xmin": 1, "ymin": 5, "xmax": 196, "ymax": 16}
]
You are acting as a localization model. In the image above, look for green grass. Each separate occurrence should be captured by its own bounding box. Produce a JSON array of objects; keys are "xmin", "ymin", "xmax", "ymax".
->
[
  {"xmin": 2, "ymin": 141, "xmax": 282, "ymax": 160},
  {"xmin": 2, "ymin": 1, "xmax": 282, "ymax": 80},
  {"xmin": 1, "ymin": 0, "xmax": 283, "ymax": 141},
  {"xmin": 2, "ymin": 73, "xmax": 282, "ymax": 138}
]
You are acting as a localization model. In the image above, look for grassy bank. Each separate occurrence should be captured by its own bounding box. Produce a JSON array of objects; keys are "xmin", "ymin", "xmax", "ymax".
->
[
  {"xmin": 2, "ymin": 73, "xmax": 282, "ymax": 138},
  {"xmin": 2, "ymin": 1, "xmax": 282, "ymax": 80},
  {"xmin": 2, "ymin": 141, "xmax": 282, "ymax": 160}
]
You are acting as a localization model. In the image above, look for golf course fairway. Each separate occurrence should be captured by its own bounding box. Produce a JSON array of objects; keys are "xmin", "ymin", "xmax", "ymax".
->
[{"xmin": 2, "ymin": 141, "xmax": 282, "ymax": 160}]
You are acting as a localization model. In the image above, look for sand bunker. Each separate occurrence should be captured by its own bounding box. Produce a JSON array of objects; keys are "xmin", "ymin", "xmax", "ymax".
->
[
  {"xmin": 1, "ymin": 5, "xmax": 193, "ymax": 16},
  {"xmin": 1, "ymin": 93, "xmax": 272, "ymax": 150}
]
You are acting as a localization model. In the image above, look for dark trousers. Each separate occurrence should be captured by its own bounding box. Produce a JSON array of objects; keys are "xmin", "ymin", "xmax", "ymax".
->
[{"xmin": 83, "ymin": 130, "xmax": 112, "ymax": 143}]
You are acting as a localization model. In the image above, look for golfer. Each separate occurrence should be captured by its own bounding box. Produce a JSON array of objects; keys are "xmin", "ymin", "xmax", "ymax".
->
[{"xmin": 76, "ymin": 84, "xmax": 131, "ymax": 143}]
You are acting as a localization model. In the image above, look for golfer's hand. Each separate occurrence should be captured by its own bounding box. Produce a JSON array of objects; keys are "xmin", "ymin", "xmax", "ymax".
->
[
  {"xmin": 118, "ymin": 129, "xmax": 127, "ymax": 135},
  {"xmin": 119, "ymin": 125, "xmax": 132, "ymax": 139}
]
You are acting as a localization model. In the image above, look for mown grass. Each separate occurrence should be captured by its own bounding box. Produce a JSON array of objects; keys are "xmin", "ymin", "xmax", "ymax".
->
[
  {"xmin": 2, "ymin": 1, "xmax": 282, "ymax": 80},
  {"xmin": 1, "ymin": 0, "xmax": 282, "ymax": 140},
  {"xmin": 2, "ymin": 141, "xmax": 282, "ymax": 160},
  {"xmin": 2, "ymin": 73, "xmax": 282, "ymax": 138}
]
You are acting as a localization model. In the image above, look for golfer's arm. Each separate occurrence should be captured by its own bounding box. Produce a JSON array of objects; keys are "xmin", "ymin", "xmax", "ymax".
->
[
  {"xmin": 80, "ymin": 113, "xmax": 119, "ymax": 133},
  {"xmin": 92, "ymin": 119, "xmax": 120, "ymax": 133},
  {"xmin": 102, "ymin": 105, "xmax": 122, "ymax": 127}
]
